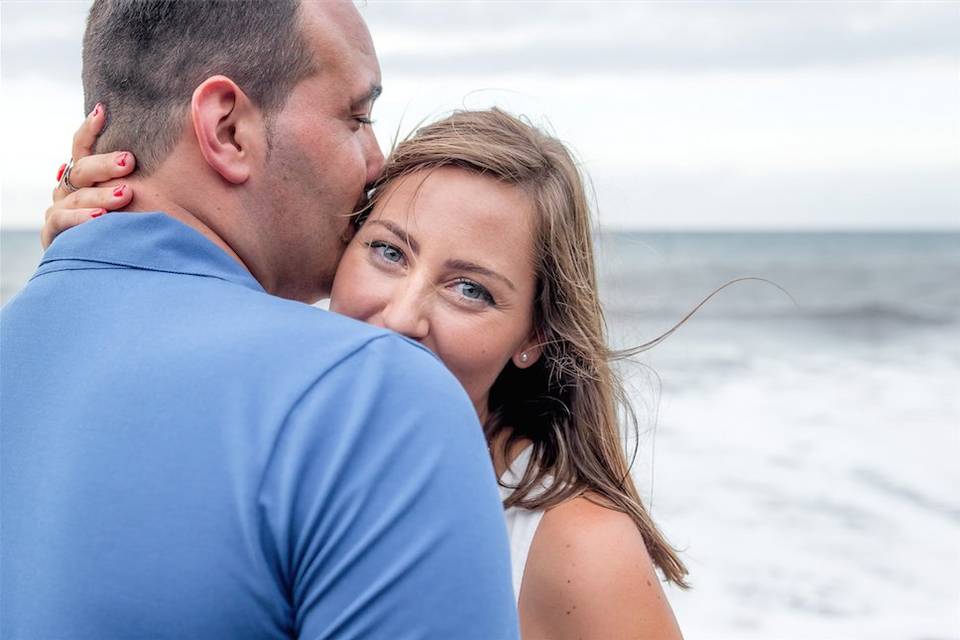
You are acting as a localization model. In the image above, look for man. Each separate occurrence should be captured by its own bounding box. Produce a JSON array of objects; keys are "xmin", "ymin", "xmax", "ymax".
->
[{"xmin": 0, "ymin": 1, "xmax": 518, "ymax": 638}]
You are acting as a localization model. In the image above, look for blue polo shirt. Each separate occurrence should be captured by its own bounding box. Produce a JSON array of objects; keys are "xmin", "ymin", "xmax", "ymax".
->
[{"xmin": 0, "ymin": 213, "xmax": 518, "ymax": 639}]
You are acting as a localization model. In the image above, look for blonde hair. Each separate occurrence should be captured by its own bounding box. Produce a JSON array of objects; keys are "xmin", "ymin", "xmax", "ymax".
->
[{"xmin": 365, "ymin": 108, "xmax": 689, "ymax": 587}]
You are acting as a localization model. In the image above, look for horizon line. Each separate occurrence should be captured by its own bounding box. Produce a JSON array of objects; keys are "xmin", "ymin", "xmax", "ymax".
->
[{"xmin": 3, "ymin": 224, "xmax": 958, "ymax": 235}]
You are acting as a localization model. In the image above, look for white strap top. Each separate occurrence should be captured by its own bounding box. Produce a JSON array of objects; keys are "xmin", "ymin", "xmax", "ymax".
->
[{"xmin": 498, "ymin": 445, "xmax": 553, "ymax": 603}]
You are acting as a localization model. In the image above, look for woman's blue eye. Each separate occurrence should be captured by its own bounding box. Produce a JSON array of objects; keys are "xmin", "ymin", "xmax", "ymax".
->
[
  {"xmin": 368, "ymin": 241, "xmax": 404, "ymax": 264},
  {"xmin": 454, "ymin": 280, "xmax": 495, "ymax": 305}
]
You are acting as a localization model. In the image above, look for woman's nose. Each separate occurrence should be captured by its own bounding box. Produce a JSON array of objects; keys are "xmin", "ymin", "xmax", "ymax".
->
[{"xmin": 380, "ymin": 283, "xmax": 430, "ymax": 341}]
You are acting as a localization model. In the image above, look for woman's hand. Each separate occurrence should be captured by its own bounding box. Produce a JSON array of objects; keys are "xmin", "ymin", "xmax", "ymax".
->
[{"xmin": 42, "ymin": 104, "xmax": 137, "ymax": 249}]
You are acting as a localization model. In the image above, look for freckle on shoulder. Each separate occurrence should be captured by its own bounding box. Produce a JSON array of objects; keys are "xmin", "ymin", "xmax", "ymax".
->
[{"xmin": 521, "ymin": 493, "xmax": 681, "ymax": 639}]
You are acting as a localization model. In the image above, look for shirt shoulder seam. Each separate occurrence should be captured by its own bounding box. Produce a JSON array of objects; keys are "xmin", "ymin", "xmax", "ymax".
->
[{"xmin": 253, "ymin": 331, "xmax": 442, "ymax": 598}]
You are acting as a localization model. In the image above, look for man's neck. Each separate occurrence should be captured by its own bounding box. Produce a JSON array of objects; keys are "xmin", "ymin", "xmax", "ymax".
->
[
  {"xmin": 118, "ymin": 179, "xmax": 251, "ymax": 276},
  {"xmin": 108, "ymin": 153, "xmax": 329, "ymax": 304},
  {"xmin": 161, "ymin": 207, "xmax": 248, "ymax": 270}
]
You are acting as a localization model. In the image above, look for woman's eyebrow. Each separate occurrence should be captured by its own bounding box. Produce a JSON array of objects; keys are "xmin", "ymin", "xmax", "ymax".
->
[
  {"xmin": 368, "ymin": 220, "xmax": 419, "ymax": 254},
  {"xmin": 445, "ymin": 259, "xmax": 516, "ymax": 292},
  {"xmin": 367, "ymin": 219, "xmax": 516, "ymax": 291}
]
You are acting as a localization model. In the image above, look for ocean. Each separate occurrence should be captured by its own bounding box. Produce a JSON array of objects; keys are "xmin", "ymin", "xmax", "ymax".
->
[{"xmin": 3, "ymin": 229, "xmax": 959, "ymax": 639}]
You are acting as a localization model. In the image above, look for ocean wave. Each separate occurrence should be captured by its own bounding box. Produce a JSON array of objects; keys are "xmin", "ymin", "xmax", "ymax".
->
[
  {"xmin": 605, "ymin": 301, "xmax": 957, "ymax": 329},
  {"xmin": 853, "ymin": 468, "xmax": 960, "ymax": 525},
  {"xmin": 787, "ymin": 302, "xmax": 957, "ymax": 327}
]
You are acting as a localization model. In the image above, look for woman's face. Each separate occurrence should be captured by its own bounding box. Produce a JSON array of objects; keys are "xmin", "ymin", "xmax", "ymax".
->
[{"xmin": 329, "ymin": 166, "xmax": 542, "ymax": 418}]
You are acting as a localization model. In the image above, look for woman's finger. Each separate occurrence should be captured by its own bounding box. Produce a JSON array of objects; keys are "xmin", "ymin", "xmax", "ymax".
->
[
  {"xmin": 53, "ymin": 151, "xmax": 137, "ymax": 203},
  {"xmin": 72, "ymin": 103, "xmax": 106, "ymax": 161},
  {"xmin": 54, "ymin": 183, "xmax": 134, "ymax": 212},
  {"xmin": 41, "ymin": 207, "xmax": 107, "ymax": 250},
  {"xmin": 60, "ymin": 151, "xmax": 136, "ymax": 194}
]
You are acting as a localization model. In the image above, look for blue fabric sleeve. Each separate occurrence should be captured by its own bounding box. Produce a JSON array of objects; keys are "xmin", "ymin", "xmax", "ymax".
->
[{"xmin": 258, "ymin": 335, "xmax": 519, "ymax": 640}]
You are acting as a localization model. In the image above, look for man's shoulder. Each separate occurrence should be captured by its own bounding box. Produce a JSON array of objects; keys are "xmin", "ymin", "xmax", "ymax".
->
[
  {"xmin": 266, "ymin": 296, "xmax": 430, "ymax": 351},
  {"xmin": 235, "ymin": 293, "xmax": 387, "ymax": 347},
  {"xmin": 209, "ymin": 291, "xmax": 451, "ymax": 391}
]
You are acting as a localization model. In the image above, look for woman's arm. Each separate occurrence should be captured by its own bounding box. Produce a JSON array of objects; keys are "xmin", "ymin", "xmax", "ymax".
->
[
  {"xmin": 519, "ymin": 495, "xmax": 683, "ymax": 640},
  {"xmin": 42, "ymin": 105, "xmax": 137, "ymax": 248}
]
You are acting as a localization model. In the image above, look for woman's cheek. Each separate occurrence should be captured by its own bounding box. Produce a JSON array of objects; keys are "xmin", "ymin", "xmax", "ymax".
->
[
  {"xmin": 432, "ymin": 313, "xmax": 506, "ymax": 403},
  {"xmin": 329, "ymin": 250, "xmax": 372, "ymax": 318}
]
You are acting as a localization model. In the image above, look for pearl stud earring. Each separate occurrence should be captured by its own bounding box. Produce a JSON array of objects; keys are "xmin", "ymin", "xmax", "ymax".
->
[{"xmin": 520, "ymin": 352, "xmax": 529, "ymax": 363}]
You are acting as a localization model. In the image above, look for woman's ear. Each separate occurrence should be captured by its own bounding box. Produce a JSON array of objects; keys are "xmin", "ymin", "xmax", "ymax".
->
[
  {"xmin": 512, "ymin": 332, "xmax": 544, "ymax": 370},
  {"xmin": 191, "ymin": 75, "xmax": 262, "ymax": 185}
]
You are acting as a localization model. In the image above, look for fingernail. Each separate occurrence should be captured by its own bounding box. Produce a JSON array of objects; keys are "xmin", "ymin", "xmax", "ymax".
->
[
  {"xmin": 113, "ymin": 184, "xmax": 126, "ymax": 198},
  {"xmin": 116, "ymin": 152, "xmax": 128, "ymax": 167},
  {"xmin": 56, "ymin": 163, "xmax": 67, "ymax": 182},
  {"xmin": 90, "ymin": 209, "xmax": 106, "ymax": 218},
  {"xmin": 91, "ymin": 102, "xmax": 103, "ymax": 118}
]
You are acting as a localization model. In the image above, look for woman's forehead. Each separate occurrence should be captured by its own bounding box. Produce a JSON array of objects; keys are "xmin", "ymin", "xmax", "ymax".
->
[{"xmin": 374, "ymin": 167, "xmax": 534, "ymax": 230}]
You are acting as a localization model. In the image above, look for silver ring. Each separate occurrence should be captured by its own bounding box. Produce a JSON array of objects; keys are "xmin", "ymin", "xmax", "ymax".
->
[{"xmin": 59, "ymin": 159, "xmax": 79, "ymax": 193}]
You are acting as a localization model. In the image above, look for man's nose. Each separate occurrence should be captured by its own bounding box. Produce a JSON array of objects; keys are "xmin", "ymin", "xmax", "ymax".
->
[
  {"xmin": 365, "ymin": 130, "xmax": 385, "ymax": 186},
  {"xmin": 381, "ymin": 282, "xmax": 429, "ymax": 341}
]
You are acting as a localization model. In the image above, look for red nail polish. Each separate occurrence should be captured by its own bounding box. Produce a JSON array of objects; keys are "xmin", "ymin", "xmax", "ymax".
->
[
  {"xmin": 113, "ymin": 185, "xmax": 126, "ymax": 198},
  {"xmin": 91, "ymin": 209, "xmax": 105, "ymax": 218},
  {"xmin": 117, "ymin": 153, "xmax": 128, "ymax": 167},
  {"xmin": 56, "ymin": 163, "xmax": 66, "ymax": 182}
]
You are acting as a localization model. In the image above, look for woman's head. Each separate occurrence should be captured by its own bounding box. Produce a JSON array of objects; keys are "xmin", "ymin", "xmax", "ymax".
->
[
  {"xmin": 330, "ymin": 108, "xmax": 688, "ymax": 587},
  {"xmin": 331, "ymin": 109, "xmax": 591, "ymax": 412},
  {"xmin": 329, "ymin": 126, "xmax": 546, "ymax": 419}
]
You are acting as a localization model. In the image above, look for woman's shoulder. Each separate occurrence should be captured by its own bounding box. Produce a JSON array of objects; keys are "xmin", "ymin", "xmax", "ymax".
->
[
  {"xmin": 519, "ymin": 492, "xmax": 682, "ymax": 639},
  {"xmin": 531, "ymin": 492, "xmax": 657, "ymax": 587}
]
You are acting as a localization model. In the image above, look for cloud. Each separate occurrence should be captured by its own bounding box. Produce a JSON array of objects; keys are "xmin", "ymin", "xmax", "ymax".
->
[
  {"xmin": 592, "ymin": 167, "xmax": 960, "ymax": 229},
  {"xmin": 364, "ymin": 1, "xmax": 959, "ymax": 76},
  {"xmin": 4, "ymin": 1, "xmax": 957, "ymax": 85},
  {"xmin": 1, "ymin": 1, "xmax": 956, "ymax": 230},
  {"xmin": 0, "ymin": 1, "xmax": 89, "ymax": 83}
]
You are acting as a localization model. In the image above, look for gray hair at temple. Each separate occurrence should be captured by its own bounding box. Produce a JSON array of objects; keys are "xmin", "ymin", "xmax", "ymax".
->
[{"xmin": 82, "ymin": 0, "xmax": 317, "ymax": 174}]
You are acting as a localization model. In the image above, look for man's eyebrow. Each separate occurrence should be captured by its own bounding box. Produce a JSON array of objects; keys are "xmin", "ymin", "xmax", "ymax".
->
[
  {"xmin": 444, "ymin": 259, "xmax": 517, "ymax": 292},
  {"xmin": 368, "ymin": 220, "xmax": 419, "ymax": 254},
  {"xmin": 351, "ymin": 84, "xmax": 382, "ymax": 110}
]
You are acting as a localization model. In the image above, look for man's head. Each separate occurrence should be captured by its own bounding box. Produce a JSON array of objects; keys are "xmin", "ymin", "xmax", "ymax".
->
[
  {"xmin": 83, "ymin": 0, "xmax": 317, "ymax": 175},
  {"xmin": 82, "ymin": 0, "xmax": 384, "ymax": 302}
]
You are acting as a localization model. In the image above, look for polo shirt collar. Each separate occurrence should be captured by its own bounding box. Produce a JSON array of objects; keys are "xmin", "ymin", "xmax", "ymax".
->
[{"xmin": 36, "ymin": 212, "xmax": 265, "ymax": 294}]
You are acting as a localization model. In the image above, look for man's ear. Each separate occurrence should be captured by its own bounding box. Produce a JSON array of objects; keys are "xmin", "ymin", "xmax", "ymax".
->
[
  {"xmin": 190, "ymin": 75, "xmax": 263, "ymax": 185},
  {"xmin": 511, "ymin": 332, "xmax": 544, "ymax": 370}
]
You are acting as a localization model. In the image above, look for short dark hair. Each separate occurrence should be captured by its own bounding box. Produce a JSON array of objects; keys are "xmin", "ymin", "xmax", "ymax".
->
[{"xmin": 83, "ymin": 0, "xmax": 317, "ymax": 174}]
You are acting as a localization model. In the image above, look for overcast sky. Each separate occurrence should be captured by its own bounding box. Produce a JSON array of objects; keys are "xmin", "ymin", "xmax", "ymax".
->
[{"xmin": 1, "ymin": 0, "xmax": 957, "ymax": 230}]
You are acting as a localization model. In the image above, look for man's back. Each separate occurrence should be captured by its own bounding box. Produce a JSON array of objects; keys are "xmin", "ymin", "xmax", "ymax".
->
[{"xmin": 0, "ymin": 213, "xmax": 518, "ymax": 639}]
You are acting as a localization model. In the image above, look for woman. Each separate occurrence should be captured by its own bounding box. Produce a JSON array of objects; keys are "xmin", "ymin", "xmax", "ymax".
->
[{"xmin": 45, "ymin": 107, "xmax": 688, "ymax": 639}]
